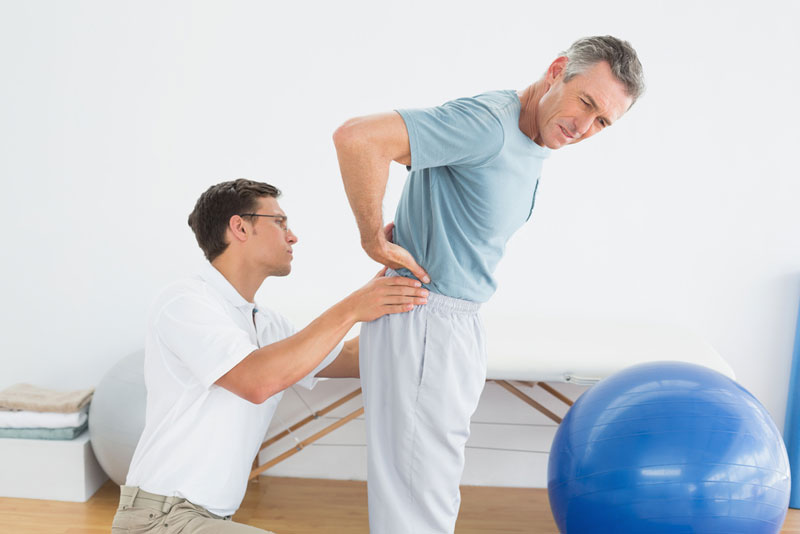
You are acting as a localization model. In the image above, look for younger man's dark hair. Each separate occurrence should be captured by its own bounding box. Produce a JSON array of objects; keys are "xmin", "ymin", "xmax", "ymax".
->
[{"xmin": 188, "ymin": 179, "xmax": 281, "ymax": 261}]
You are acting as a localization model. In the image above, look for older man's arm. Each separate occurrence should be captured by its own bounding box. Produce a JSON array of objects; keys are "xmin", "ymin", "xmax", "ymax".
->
[{"xmin": 332, "ymin": 112, "xmax": 430, "ymax": 284}]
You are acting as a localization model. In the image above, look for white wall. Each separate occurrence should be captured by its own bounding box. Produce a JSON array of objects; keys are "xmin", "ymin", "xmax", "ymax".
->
[{"xmin": 1, "ymin": 0, "xmax": 799, "ymax": 486}]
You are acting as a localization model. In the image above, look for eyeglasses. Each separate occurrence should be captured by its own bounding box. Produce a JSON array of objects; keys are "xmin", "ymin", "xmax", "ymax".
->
[{"xmin": 239, "ymin": 213, "xmax": 289, "ymax": 232}]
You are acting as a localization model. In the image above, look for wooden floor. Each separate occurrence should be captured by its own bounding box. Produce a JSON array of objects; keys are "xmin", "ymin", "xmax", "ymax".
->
[{"xmin": 0, "ymin": 477, "xmax": 798, "ymax": 533}]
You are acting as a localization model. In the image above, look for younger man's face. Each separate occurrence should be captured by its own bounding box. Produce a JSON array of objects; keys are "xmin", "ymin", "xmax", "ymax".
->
[{"xmin": 247, "ymin": 196, "xmax": 297, "ymax": 276}]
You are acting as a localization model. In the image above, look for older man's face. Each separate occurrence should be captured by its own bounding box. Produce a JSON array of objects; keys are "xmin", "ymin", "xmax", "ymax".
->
[{"xmin": 535, "ymin": 60, "xmax": 633, "ymax": 150}]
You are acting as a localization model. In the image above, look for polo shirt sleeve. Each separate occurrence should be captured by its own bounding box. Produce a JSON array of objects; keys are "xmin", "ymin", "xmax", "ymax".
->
[
  {"xmin": 154, "ymin": 295, "xmax": 258, "ymax": 389},
  {"xmin": 396, "ymin": 97, "xmax": 505, "ymax": 171}
]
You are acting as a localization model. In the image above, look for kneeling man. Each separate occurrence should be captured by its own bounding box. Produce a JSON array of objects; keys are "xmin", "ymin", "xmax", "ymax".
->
[{"xmin": 111, "ymin": 179, "xmax": 427, "ymax": 533}]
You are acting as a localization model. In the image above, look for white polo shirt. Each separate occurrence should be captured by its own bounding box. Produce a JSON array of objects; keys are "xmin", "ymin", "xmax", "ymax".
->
[{"xmin": 126, "ymin": 263, "xmax": 341, "ymax": 517}]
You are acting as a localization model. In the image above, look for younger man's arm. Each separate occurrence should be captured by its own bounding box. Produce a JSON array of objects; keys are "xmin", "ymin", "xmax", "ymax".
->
[
  {"xmin": 216, "ymin": 272, "xmax": 425, "ymax": 403},
  {"xmin": 315, "ymin": 337, "xmax": 359, "ymax": 379}
]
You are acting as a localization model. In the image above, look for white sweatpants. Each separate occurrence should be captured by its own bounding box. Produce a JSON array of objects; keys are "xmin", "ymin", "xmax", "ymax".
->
[{"xmin": 360, "ymin": 288, "xmax": 487, "ymax": 534}]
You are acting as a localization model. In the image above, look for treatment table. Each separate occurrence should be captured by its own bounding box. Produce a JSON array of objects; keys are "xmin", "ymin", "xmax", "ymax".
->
[{"xmin": 250, "ymin": 316, "xmax": 735, "ymax": 479}]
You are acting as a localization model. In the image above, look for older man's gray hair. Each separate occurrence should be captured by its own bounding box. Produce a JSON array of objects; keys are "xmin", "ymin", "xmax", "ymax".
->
[{"xmin": 562, "ymin": 35, "xmax": 645, "ymax": 105}]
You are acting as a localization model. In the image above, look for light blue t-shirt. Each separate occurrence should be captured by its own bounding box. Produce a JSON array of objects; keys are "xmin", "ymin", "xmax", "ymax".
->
[{"xmin": 394, "ymin": 90, "xmax": 551, "ymax": 303}]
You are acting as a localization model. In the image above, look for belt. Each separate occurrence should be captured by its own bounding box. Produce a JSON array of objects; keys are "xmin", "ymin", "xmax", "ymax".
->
[{"xmin": 118, "ymin": 485, "xmax": 186, "ymax": 514}]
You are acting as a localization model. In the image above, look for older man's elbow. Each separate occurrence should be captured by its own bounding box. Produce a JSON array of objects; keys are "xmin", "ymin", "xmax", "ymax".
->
[{"xmin": 333, "ymin": 118, "xmax": 365, "ymax": 151}]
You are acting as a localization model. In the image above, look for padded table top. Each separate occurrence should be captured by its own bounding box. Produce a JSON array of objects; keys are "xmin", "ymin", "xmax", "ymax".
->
[{"xmin": 483, "ymin": 314, "xmax": 734, "ymax": 384}]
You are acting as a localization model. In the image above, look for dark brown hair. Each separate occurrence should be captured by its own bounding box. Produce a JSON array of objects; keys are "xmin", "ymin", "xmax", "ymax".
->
[{"xmin": 188, "ymin": 179, "xmax": 281, "ymax": 261}]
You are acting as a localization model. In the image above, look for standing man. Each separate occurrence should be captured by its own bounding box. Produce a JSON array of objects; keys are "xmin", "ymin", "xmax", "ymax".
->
[
  {"xmin": 333, "ymin": 36, "xmax": 644, "ymax": 533},
  {"xmin": 111, "ymin": 179, "xmax": 428, "ymax": 533}
]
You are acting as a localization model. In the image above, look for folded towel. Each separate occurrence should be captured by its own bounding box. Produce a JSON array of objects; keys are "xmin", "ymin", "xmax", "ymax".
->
[
  {"xmin": 0, "ymin": 409, "xmax": 87, "ymax": 429},
  {"xmin": 0, "ymin": 421, "xmax": 88, "ymax": 440},
  {"xmin": 0, "ymin": 383, "xmax": 93, "ymax": 413}
]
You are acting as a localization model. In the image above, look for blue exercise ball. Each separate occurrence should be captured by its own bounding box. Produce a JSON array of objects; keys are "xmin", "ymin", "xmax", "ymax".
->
[{"xmin": 547, "ymin": 361, "xmax": 790, "ymax": 534}]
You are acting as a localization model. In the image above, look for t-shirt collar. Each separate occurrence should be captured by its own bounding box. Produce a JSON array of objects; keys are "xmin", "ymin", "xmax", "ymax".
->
[{"xmin": 530, "ymin": 140, "xmax": 552, "ymax": 159}]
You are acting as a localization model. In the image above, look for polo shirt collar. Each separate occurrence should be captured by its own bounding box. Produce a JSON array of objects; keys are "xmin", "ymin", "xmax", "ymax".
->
[{"xmin": 199, "ymin": 262, "xmax": 257, "ymax": 311}]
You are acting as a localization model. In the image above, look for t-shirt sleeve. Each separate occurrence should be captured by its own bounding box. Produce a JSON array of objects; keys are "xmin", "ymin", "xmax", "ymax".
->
[
  {"xmin": 154, "ymin": 295, "xmax": 258, "ymax": 389},
  {"xmin": 397, "ymin": 97, "xmax": 505, "ymax": 171}
]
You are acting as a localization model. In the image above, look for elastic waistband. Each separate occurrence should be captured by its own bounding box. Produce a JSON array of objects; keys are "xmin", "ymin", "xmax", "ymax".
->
[{"xmin": 387, "ymin": 269, "xmax": 480, "ymax": 314}]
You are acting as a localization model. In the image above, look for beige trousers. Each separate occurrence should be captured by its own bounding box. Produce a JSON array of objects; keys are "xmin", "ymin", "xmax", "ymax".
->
[{"xmin": 111, "ymin": 485, "xmax": 275, "ymax": 533}]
